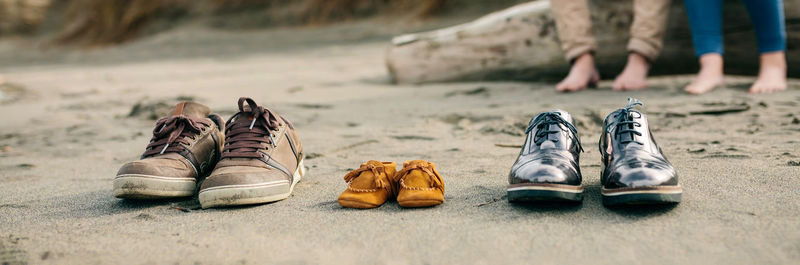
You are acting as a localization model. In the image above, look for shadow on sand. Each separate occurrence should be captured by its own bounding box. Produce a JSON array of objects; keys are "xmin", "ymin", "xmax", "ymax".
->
[
  {"xmin": 114, "ymin": 196, "xmax": 201, "ymax": 211},
  {"xmin": 508, "ymin": 200, "xmax": 583, "ymax": 214},
  {"xmin": 603, "ymin": 203, "xmax": 679, "ymax": 218}
]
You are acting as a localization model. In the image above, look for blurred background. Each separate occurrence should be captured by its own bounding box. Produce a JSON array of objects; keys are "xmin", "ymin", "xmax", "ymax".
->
[{"xmin": 0, "ymin": 0, "xmax": 797, "ymax": 79}]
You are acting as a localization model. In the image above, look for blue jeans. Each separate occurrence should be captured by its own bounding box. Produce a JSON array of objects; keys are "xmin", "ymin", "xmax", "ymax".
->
[{"xmin": 685, "ymin": 0, "xmax": 786, "ymax": 56}]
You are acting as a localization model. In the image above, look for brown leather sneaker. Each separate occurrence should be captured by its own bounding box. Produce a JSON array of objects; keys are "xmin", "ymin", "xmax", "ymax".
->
[
  {"xmin": 338, "ymin": 161, "xmax": 397, "ymax": 209},
  {"xmin": 114, "ymin": 102, "xmax": 225, "ymax": 199},
  {"xmin": 394, "ymin": 160, "xmax": 445, "ymax": 208},
  {"xmin": 198, "ymin": 97, "xmax": 304, "ymax": 208}
]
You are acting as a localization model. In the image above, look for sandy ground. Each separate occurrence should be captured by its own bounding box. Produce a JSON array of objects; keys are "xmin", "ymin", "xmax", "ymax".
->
[{"xmin": 1, "ymin": 22, "xmax": 800, "ymax": 264}]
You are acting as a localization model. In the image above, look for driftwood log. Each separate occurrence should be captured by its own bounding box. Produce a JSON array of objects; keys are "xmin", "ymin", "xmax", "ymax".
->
[
  {"xmin": 386, "ymin": 0, "xmax": 800, "ymax": 84},
  {"xmin": 0, "ymin": 0, "xmax": 50, "ymax": 34}
]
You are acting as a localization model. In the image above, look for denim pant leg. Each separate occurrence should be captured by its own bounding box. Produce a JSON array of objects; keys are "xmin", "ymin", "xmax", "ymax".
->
[
  {"xmin": 742, "ymin": 0, "xmax": 787, "ymax": 53},
  {"xmin": 685, "ymin": 0, "xmax": 724, "ymax": 56}
]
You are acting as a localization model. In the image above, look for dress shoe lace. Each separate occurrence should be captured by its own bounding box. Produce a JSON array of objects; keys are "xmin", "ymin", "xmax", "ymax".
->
[
  {"xmin": 526, "ymin": 111, "xmax": 583, "ymax": 152},
  {"xmin": 611, "ymin": 97, "xmax": 644, "ymax": 145},
  {"xmin": 142, "ymin": 115, "xmax": 211, "ymax": 157},
  {"xmin": 221, "ymin": 97, "xmax": 284, "ymax": 159}
]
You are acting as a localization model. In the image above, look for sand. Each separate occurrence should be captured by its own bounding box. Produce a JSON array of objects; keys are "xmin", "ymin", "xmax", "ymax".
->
[{"xmin": 1, "ymin": 21, "xmax": 800, "ymax": 264}]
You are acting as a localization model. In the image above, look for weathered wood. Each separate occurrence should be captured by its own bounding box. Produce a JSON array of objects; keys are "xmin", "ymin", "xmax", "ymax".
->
[
  {"xmin": 0, "ymin": 0, "xmax": 50, "ymax": 34},
  {"xmin": 386, "ymin": 0, "xmax": 800, "ymax": 84}
]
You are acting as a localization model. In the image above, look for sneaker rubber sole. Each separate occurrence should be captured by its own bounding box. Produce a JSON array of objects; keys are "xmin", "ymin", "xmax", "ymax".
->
[
  {"xmin": 198, "ymin": 160, "xmax": 305, "ymax": 208},
  {"xmin": 601, "ymin": 185, "xmax": 682, "ymax": 206},
  {"xmin": 113, "ymin": 174, "xmax": 196, "ymax": 199},
  {"xmin": 507, "ymin": 183, "xmax": 584, "ymax": 203}
]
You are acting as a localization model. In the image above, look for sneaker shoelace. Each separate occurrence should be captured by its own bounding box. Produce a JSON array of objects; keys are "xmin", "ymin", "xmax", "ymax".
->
[
  {"xmin": 221, "ymin": 97, "xmax": 284, "ymax": 159},
  {"xmin": 393, "ymin": 162, "xmax": 444, "ymax": 190},
  {"xmin": 610, "ymin": 97, "xmax": 644, "ymax": 146},
  {"xmin": 142, "ymin": 115, "xmax": 211, "ymax": 157},
  {"xmin": 525, "ymin": 111, "xmax": 583, "ymax": 152},
  {"xmin": 344, "ymin": 163, "xmax": 390, "ymax": 190}
]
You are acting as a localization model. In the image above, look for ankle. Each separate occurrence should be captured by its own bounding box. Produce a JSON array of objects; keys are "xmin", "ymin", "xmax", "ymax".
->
[
  {"xmin": 760, "ymin": 51, "xmax": 786, "ymax": 70},
  {"xmin": 572, "ymin": 53, "xmax": 595, "ymax": 68},
  {"xmin": 627, "ymin": 53, "xmax": 650, "ymax": 69},
  {"xmin": 698, "ymin": 53, "xmax": 724, "ymax": 75}
]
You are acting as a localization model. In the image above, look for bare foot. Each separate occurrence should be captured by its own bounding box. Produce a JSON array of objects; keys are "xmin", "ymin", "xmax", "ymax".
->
[
  {"xmin": 556, "ymin": 53, "xmax": 599, "ymax": 92},
  {"xmin": 750, "ymin": 51, "xmax": 787, "ymax": 94},
  {"xmin": 685, "ymin": 54, "xmax": 724, "ymax": 94},
  {"xmin": 612, "ymin": 53, "xmax": 650, "ymax": 91}
]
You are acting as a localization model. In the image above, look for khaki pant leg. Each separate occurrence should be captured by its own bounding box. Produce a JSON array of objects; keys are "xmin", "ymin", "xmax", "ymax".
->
[
  {"xmin": 628, "ymin": 0, "xmax": 671, "ymax": 61},
  {"xmin": 551, "ymin": 0, "xmax": 597, "ymax": 62}
]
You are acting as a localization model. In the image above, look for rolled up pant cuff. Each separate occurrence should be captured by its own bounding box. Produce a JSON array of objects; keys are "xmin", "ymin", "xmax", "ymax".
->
[
  {"xmin": 627, "ymin": 38, "xmax": 660, "ymax": 61},
  {"xmin": 564, "ymin": 45, "xmax": 596, "ymax": 63}
]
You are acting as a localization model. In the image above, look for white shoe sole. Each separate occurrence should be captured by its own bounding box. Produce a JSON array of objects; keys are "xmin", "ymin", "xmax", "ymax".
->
[
  {"xmin": 113, "ymin": 174, "xmax": 196, "ymax": 199},
  {"xmin": 198, "ymin": 159, "xmax": 305, "ymax": 209}
]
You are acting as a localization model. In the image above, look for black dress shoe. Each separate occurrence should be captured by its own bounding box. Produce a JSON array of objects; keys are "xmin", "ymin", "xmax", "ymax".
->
[
  {"xmin": 600, "ymin": 98, "xmax": 682, "ymax": 206},
  {"xmin": 507, "ymin": 110, "xmax": 584, "ymax": 202}
]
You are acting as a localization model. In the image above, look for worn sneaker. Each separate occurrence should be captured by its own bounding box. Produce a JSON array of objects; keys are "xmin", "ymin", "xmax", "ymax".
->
[
  {"xmin": 507, "ymin": 110, "xmax": 584, "ymax": 202},
  {"xmin": 198, "ymin": 97, "xmax": 304, "ymax": 208},
  {"xmin": 600, "ymin": 98, "xmax": 682, "ymax": 206},
  {"xmin": 394, "ymin": 160, "xmax": 445, "ymax": 207},
  {"xmin": 338, "ymin": 161, "xmax": 397, "ymax": 209},
  {"xmin": 114, "ymin": 102, "xmax": 225, "ymax": 199}
]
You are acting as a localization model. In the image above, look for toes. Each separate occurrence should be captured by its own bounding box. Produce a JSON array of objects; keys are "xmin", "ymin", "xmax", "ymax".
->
[
  {"xmin": 749, "ymin": 79, "xmax": 786, "ymax": 94},
  {"xmin": 749, "ymin": 83, "xmax": 765, "ymax": 94},
  {"xmin": 556, "ymin": 81, "xmax": 586, "ymax": 92},
  {"xmin": 685, "ymin": 85, "xmax": 703, "ymax": 95},
  {"xmin": 612, "ymin": 78, "xmax": 648, "ymax": 91},
  {"xmin": 555, "ymin": 81, "xmax": 570, "ymax": 92},
  {"xmin": 749, "ymin": 87, "xmax": 768, "ymax": 94},
  {"xmin": 559, "ymin": 86, "xmax": 583, "ymax": 93}
]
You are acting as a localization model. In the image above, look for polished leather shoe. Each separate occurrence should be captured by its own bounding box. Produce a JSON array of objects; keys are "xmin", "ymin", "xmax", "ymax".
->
[
  {"xmin": 600, "ymin": 98, "xmax": 682, "ymax": 206},
  {"xmin": 507, "ymin": 110, "xmax": 584, "ymax": 202}
]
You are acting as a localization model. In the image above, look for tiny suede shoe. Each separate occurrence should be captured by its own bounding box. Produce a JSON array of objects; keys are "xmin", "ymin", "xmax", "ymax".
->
[
  {"xmin": 394, "ymin": 160, "xmax": 445, "ymax": 208},
  {"xmin": 338, "ymin": 161, "xmax": 397, "ymax": 209}
]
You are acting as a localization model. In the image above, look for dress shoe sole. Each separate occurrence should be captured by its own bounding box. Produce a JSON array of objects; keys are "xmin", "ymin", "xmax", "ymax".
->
[
  {"xmin": 507, "ymin": 183, "xmax": 583, "ymax": 202},
  {"xmin": 198, "ymin": 159, "xmax": 305, "ymax": 209},
  {"xmin": 113, "ymin": 174, "xmax": 196, "ymax": 199},
  {"xmin": 601, "ymin": 186, "xmax": 682, "ymax": 206}
]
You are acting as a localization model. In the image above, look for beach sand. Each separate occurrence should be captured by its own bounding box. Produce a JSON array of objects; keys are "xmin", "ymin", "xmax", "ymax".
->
[{"xmin": 1, "ymin": 22, "xmax": 799, "ymax": 264}]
